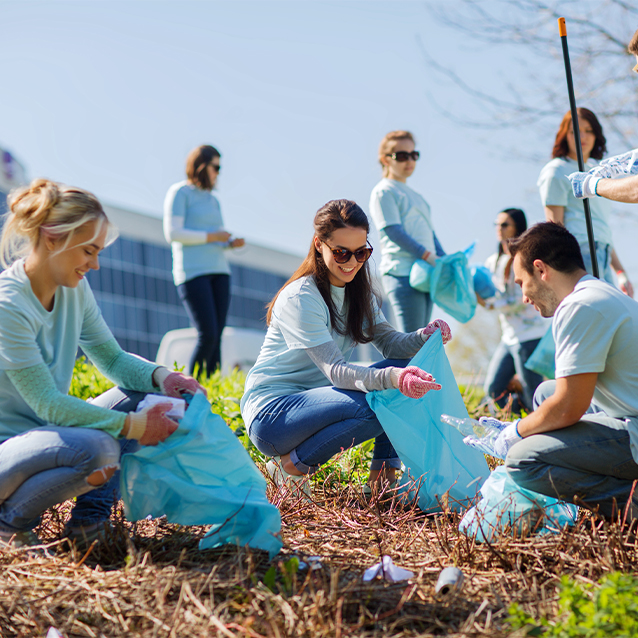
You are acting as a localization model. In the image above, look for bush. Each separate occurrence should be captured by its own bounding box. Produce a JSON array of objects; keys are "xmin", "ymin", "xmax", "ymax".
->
[{"xmin": 508, "ymin": 571, "xmax": 638, "ymax": 637}]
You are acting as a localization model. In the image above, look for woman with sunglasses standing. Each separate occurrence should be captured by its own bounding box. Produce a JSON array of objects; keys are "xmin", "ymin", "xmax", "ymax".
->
[
  {"xmin": 241, "ymin": 199, "xmax": 451, "ymax": 492},
  {"xmin": 369, "ymin": 130, "xmax": 446, "ymax": 332},
  {"xmin": 164, "ymin": 144, "xmax": 245, "ymax": 377},
  {"xmin": 477, "ymin": 208, "xmax": 547, "ymax": 413},
  {"xmin": 538, "ymin": 109, "xmax": 633, "ymax": 296}
]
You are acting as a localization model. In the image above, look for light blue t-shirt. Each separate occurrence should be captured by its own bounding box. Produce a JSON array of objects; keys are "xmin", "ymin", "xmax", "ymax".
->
[
  {"xmin": 538, "ymin": 157, "xmax": 613, "ymax": 248},
  {"xmin": 0, "ymin": 259, "xmax": 114, "ymax": 442},
  {"xmin": 553, "ymin": 275, "xmax": 638, "ymax": 461},
  {"xmin": 369, "ymin": 178, "xmax": 436, "ymax": 277},
  {"xmin": 163, "ymin": 181, "xmax": 231, "ymax": 285},
  {"xmin": 240, "ymin": 276, "xmax": 385, "ymax": 427}
]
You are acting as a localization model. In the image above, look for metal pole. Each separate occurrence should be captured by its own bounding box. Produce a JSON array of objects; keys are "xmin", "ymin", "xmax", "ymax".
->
[{"xmin": 558, "ymin": 17, "xmax": 599, "ymax": 278}]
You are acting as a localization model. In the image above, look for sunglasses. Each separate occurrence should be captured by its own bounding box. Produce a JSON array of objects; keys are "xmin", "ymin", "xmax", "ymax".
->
[
  {"xmin": 495, "ymin": 222, "xmax": 512, "ymax": 228},
  {"xmin": 209, "ymin": 164, "xmax": 221, "ymax": 173},
  {"xmin": 386, "ymin": 151, "xmax": 420, "ymax": 162},
  {"xmin": 324, "ymin": 241, "xmax": 373, "ymax": 264}
]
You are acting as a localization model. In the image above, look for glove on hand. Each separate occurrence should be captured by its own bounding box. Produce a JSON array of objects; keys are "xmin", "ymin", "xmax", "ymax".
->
[
  {"xmin": 421, "ymin": 319, "xmax": 452, "ymax": 344},
  {"xmin": 154, "ymin": 368, "xmax": 207, "ymax": 398},
  {"xmin": 125, "ymin": 402, "xmax": 179, "ymax": 446},
  {"xmin": 397, "ymin": 366, "xmax": 442, "ymax": 399},
  {"xmin": 478, "ymin": 416, "xmax": 510, "ymax": 432},
  {"xmin": 568, "ymin": 171, "xmax": 601, "ymax": 199},
  {"xmin": 463, "ymin": 420, "xmax": 522, "ymax": 460}
]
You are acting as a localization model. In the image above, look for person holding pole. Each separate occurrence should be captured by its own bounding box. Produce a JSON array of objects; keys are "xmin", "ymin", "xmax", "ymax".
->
[
  {"xmin": 538, "ymin": 108, "xmax": 633, "ymax": 295},
  {"xmin": 567, "ymin": 32, "xmax": 638, "ymax": 206},
  {"xmin": 464, "ymin": 222, "xmax": 638, "ymax": 521}
]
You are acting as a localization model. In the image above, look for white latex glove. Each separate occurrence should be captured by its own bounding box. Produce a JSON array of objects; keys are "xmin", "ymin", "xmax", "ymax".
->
[
  {"xmin": 568, "ymin": 171, "xmax": 601, "ymax": 199},
  {"xmin": 463, "ymin": 420, "xmax": 522, "ymax": 460}
]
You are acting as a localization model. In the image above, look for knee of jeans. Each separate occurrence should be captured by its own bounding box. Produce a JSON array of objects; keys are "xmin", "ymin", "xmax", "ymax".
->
[
  {"xmin": 532, "ymin": 380, "xmax": 556, "ymax": 410},
  {"xmin": 86, "ymin": 463, "xmax": 119, "ymax": 486},
  {"xmin": 89, "ymin": 433, "xmax": 121, "ymax": 469},
  {"xmin": 249, "ymin": 432, "xmax": 280, "ymax": 458}
]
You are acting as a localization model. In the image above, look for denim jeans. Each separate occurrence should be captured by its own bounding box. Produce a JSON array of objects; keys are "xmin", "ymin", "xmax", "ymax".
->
[
  {"xmin": 249, "ymin": 359, "xmax": 408, "ymax": 474},
  {"xmin": 505, "ymin": 380, "xmax": 638, "ymax": 519},
  {"xmin": 381, "ymin": 274, "xmax": 433, "ymax": 333},
  {"xmin": 580, "ymin": 241, "xmax": 614, "ymax": 286},
  {"xmin": 483, "ymin": 338, "xmax": 543, "ymax": 412},
  {"xmin": 0, "ymin": 387, "xmax": 145, "ymax": 533},
  {"xmin": 178, "ymin": 273, "xmax": 231, "ymax": 375}
]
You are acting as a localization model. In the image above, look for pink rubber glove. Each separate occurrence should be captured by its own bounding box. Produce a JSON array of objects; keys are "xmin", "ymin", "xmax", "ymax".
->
[
  {"xmin": 398, "ymin": 366, "xmax": 442, "ymax": 399},
  {"xmin": 125, "ymin": 402, "xmax": 179, "ymax": 446},
  {"xmin": 153, "ymin": 368, "xmax": 207, "ymax": 398},
  {"xmin": 421, "ymin": 319, "xmax": 452, "ymax": 344}
]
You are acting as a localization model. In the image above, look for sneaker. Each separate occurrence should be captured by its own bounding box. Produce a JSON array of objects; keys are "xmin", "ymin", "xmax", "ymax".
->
[
  {"xmin": 63, "ymin": 521, "xmax": 113, "ymax": 547},
  {"xmin": 0, "ymin": 529, "xmax": 42, "ymax": 549},
  {"xmin": 266, "ymin": 458, "xmax": 311, "ymax": 498}
]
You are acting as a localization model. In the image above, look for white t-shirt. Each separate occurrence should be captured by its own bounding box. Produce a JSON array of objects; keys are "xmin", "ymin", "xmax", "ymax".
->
[
  {"xmin": 369, "ymin": 178, "xmax": 435, "ymax": 277},
  {"xmin": 0, "ymin": 259, "xmax": 114, "ymax": 441},
  {"xmin": 538, "ymin": 157, "xmax": 613, "ymax": 248},
  {"xmin": 553, "ymin": 275, "xmax": 638, "ymax": 461},
  {"xmin": 240, "ymin": 276, "xmax": 385, "ymax": 427},
  {"xmin": 484, "ymin": 253, "xmax": 549, "ymax": 346}
]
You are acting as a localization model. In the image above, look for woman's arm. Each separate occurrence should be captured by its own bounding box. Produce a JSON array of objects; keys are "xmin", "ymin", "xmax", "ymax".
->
[
  {"xmin": 6, "ymin": 364, "xmax": 126, "ymax": 437},
  {"xmin": 370, "ymin": 322, "xmax": 426, "ymax": 359},
  {"xmin": 610, "ymin": 249, "xmax": 634, "ymax": 297},
  {"xmin": 384, "ymin": 224, "xmax": 431, "ymax": 262},
  {"xmin": 544, "ymin": 205, "xmax": 565, "ymax": 225},
  {"xmin": 305, "ymin": 340, "xmax": 400, "ymax": 392}
]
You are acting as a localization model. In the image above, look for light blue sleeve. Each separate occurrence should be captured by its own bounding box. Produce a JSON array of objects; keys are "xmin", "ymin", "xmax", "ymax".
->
[
  {"xmin": 369, "ymin": 187, "xmax": 402, "ymax": 230},
  {"xmin": 272, "ymin": 286, "xmax": 334, "ymax": 350},
  {"xmin": 538, "ymin": 162, "xmax": 569, "ymax": 207},
  {"xmin": 163, "ymin": 184, "xmax": 207, "ymax": 244}
]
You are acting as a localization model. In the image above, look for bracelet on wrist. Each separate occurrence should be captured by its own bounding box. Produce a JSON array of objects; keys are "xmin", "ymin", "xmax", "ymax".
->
[{"xmin": 514, "ymin": 419, "xmax": 523, "ymax": 438}]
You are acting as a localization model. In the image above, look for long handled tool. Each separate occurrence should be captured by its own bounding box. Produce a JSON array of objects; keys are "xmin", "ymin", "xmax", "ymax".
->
[{"xmin": 558, "ymin": 17, "xmax": 599, "ymax": 278}]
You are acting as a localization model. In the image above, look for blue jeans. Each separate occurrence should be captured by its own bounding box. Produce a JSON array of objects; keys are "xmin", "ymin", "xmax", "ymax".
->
[
  {"xmin": 505, "ymin": 380, "xmax": 638, "ymax": 519},
  {"xmin": 0, "ymin": 387, "xmax": 145, "ymax": 533},
  {"xmin": 178, "ymin": 273, "xmax": 231, "ymax": 375},
  {"xmin": 581, "ymin": 241, "xmax": 614, "ymax": 285},
  {"xmin": 483, "ymin": 338, "xmax": 542, "ymax": 412},
  {"xmin": 382, "ymin": 274, "xmax": 433, "ymax": 333},
  {"xmin": 249, "ymin": 359, "xmax": 407, "ymax": 474}
]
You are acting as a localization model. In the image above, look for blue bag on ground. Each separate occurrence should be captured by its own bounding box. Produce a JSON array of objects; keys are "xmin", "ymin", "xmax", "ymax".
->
[
  {"xmin": 120, "ymin": 392, "xmax": 282, "ymax": 557},
  {"xmin": 367, "ymin": 332, "xmax": 489, "ymax": 512},
  {"xmin": 524, "ymin": 326, "xmax": 556, "ymax": 379},
  {"xmin": 470, "ymin": 264, "xmax": 497, "ymax": 299},
  {"xmin": 459, "ymin": 466, "xmax": 578, "ymax": 542}
]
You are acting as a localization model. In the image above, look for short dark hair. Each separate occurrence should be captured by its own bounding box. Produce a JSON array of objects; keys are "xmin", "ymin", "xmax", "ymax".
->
[
  {"xmin": 508, "ymin": 222, "xmax": 585, "ymax": 274},
  {"xmin": 629, "ymin": 29, "xmax": 638, "ymax": 55},
  {"xmin": 552, "ymin": 108, "xmax": 606, "ymax": 161},
  {"xmin": 185, "ymin": 144, "xmax": 220, "ymax": 190}
]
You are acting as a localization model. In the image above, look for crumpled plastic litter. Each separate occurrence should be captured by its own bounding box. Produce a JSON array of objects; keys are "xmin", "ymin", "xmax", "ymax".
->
[
  {"xmin": 363, "ymin": 555, "xmax": 414, "ymax": 582},
  {"xmin": 46, "ymin": 629, "xmax": 64, "ymax": 638},
  {"xmin": 121, "ymin": 392, "xmax": 282, "ymax": 557},
  {"xmin": 298, "ymin": 556, "xmax": 322, "ymax": 571},
  {"xmin": 459, "ymin": 466, "xmax": 579, "ymax": 542},
  {"xmin": 135, "ymin": 393, "xmax": 186, "ymax": 420}
]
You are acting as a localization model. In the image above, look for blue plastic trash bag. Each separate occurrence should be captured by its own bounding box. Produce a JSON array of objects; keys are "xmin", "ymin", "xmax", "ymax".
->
[
  {"xmin": 120, "ymin": 392, "xmax": 282, "ymax": 557},
  {"xmin": 429, "ymin": 252, "xmax": 477, "ymax": 323},
  {"xmin": 409, "ymin": 259, "xmax": 433, "ymax": 293},
  {"xmin": 524, "ymin": 326, "xmax": 555, "ymax": 379},
  {"xmin": 459, "ymin": 466, "xmax": 578, "ymax": 542},
  {"xmin": 470, "ymin": 264, "xmax": 497, "ymax": 299},
  {"xmin": 367, "ymin": 331, "xmax": 489, "ymax": 512}
]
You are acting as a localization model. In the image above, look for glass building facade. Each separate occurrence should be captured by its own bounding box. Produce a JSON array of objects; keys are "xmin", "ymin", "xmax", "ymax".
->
[{"xmin": 86, "ymin": 235, "xmax": 289, "ymax": 361}]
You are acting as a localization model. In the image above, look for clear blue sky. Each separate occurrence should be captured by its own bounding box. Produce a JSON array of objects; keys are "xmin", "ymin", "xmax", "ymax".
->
[{"xmin": 1, "ymin": 0, "xmax": 636, "ymax": 277}]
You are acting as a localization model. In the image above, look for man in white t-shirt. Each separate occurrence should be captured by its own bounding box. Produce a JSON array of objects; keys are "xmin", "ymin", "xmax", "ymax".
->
[{"xmin": 466, "ymin": 222, "xmax": 638, "ymax": 519}]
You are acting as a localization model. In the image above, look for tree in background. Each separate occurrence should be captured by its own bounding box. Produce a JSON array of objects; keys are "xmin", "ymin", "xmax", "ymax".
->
[{"xmin": 422, "ymin": 0, "xmax": 638, "ymax": 154}]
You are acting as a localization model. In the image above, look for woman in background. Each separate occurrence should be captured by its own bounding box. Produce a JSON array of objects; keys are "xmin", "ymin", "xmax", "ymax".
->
[
  {"xmin": 369, "ymin": 130, "xmax": 445, "ymax": 332},
  {"xmin": 0, "ymin": 179, "xmax": 203, "ymax": 548},
  {"xmin": 164, "ymin": 144, "xmax": 245, "ymax": 376},
  {"xmin": 478, "ymin": 208, "xmax": 548, "ymax": 413},
  {"xmin": 241, "ymin": 199, "xmax": 450, "ymax": 491},
  {"xmin": 538, "ymin": 108, "xmax": 633, "ymax": 296}
]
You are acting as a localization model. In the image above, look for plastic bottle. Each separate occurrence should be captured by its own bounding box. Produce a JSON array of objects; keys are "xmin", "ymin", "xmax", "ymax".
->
[{"xmin": 440, "ymin": 414, "xmax": 501, "ymax": 447}]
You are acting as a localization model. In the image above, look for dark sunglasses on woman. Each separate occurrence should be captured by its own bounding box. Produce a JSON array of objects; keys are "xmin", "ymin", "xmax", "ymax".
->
[
  {"xmin": 385, "ymin": 151, "xmax": 420, "ymax": 162},
  {"xmin": 324, "ymin": 242, "xmax": 373, "ymax": 264}
]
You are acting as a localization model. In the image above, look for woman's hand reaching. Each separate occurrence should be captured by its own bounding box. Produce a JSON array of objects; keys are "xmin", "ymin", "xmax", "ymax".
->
[
  {"xmin": 421, "ymin": 319, "xmax": 452, "ymax": 344},
  {"xmin": 391, "ymin": 366, "xmax": 442, "ymax": 399}
]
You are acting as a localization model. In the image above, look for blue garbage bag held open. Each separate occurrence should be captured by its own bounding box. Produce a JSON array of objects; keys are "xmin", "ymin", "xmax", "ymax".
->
[
  {"xmin": 459, "ymin": 466, "xmax": 578, "ymax": 542},
  {"xmin": 470, "ymin": 264, "xmax": 497, "ymax": 299},
  {"xmin": 120, "ymin": 392, "xmax": 282, "ymax": 557},
  {"xmin": 524, "ymin": 326, "xmax": 556, "ymax": 380},
  {"xmin": 367, "ymin": 331, "xmax": 489, "ymax": 512}
]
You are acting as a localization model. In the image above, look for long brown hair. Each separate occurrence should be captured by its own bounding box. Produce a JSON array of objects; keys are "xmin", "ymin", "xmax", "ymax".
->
[
  {"xmin": 185, "ymin": 144, "xmax": 220, "ymax": 190},
  {"xmin": 266, "ymin": 199, "xmax": 380, "ymax": 344},
  {"xmin": 551, "ymin": 108, "xmax": 606, "ymax": 160}
]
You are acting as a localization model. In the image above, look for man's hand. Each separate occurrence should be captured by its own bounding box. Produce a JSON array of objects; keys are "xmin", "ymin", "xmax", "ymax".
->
[
  {"xmin": 568, "ymin": 171, "xmax": 601, "ymax": 199},
  {"xmin": 463, "ymin": 421, "xmax": 522, "ymax": 459}
]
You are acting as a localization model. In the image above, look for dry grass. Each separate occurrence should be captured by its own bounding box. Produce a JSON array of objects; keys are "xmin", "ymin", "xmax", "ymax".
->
[{"xmin": 2, "ymin": 466, "xmax": 638, "ymax": 638}]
